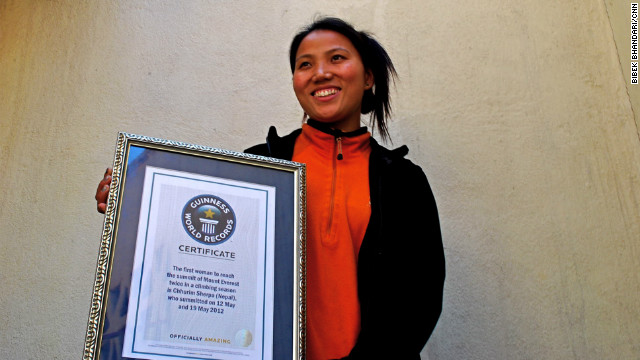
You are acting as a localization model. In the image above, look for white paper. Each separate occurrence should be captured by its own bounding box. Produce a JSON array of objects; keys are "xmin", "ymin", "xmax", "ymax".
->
[{"xmin": 122, "ymin": 166, "xmax": 275, "ymax": 360}]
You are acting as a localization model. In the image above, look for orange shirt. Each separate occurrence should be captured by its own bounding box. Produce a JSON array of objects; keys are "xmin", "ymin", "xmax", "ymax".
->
[{"xmin": 292, "ymin": 123, "xmax": 372, "ymax": 360}]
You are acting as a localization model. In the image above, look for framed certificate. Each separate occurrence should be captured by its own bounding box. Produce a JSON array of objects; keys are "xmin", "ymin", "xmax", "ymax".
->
[{"xmin": 83, "ymin": 133, "xmax": 306, "ymax": 360}]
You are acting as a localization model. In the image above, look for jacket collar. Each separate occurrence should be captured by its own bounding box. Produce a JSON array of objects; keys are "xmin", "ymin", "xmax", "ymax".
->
[
  {"xmin": 306, "ymin": 119, "xmax": 369, "ymax": 138},
  {"xmin": 264, "ymin": 124, "xmax": 410, "ymax": 163}
]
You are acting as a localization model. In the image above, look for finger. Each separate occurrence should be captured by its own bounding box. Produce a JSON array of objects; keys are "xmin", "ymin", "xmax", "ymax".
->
[
  {"xmin": 101, "ymin": 175, "xmax": 112, "ymax": 187},
  {"xmin": 99, "ymin": 168, "xmax": 113, "ymax": 186},
  {"xmin": 96, "ymin": 168, "xmax": 113, "ymax": 214},
  {"xmin": 95, "ymin": 184, "xmax": 109, "ymax": 202},
  {"xmin": 96, "ymin": 175, "xmax": 112, "ymax": 195}
]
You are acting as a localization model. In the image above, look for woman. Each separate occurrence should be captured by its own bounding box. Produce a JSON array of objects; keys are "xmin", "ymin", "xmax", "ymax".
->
[{"xmin": 97, "ymin": 17, "xmax": 445, "ymax": 360}]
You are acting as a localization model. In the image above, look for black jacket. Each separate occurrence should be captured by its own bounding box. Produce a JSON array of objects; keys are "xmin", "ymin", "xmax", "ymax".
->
[{"xmin": 246, "ymin": 125, "xmax": 445, "ymax": 360}]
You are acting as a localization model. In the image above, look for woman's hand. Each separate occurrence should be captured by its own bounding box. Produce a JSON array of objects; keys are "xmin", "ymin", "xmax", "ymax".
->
[{"xmin": 95, "ymin": 168, "xmax": 112, "ymax": 213}]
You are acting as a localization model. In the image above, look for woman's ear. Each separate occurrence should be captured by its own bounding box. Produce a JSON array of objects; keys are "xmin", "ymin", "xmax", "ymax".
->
[{"xmin": 364, "ymin": 69, "xmax": 374, "ymax": 90}]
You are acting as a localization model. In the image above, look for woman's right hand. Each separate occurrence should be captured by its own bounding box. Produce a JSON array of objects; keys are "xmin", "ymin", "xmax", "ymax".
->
[{"xmin": 95, "ymin": 168, "xmax": 112, "ymax": 213}]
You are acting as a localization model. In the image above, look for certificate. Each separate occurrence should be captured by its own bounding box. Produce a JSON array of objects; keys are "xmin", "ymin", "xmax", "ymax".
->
[{"xmin": 83, "ymin": 133, "xmax": 306, "ymax": 360}]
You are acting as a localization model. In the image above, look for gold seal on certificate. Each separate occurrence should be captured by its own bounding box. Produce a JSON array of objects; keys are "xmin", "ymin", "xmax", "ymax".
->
[{"xmin": 235, "ymin": 329, "xmax": 253, "ymax": 347}]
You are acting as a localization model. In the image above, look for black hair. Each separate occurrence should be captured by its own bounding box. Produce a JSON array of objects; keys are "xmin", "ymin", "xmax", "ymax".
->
[{"xmin": 289, "ymin": 17, "xmax": 397, "ymax": 141}]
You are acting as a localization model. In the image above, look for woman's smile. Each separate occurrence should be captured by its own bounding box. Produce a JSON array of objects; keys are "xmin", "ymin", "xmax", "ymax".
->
[{"xmin": 313, "ymin": 87, "xmax": 340, "ymax": 98}]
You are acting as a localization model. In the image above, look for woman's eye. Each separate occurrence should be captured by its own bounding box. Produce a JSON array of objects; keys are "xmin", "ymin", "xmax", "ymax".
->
[
  {"xmin": 331, "ymin": 54, "xmax": 345, "ymax": 61},
  {"xmin": 298, "ymin": 61, "xmax": 311, "ymax": 69}
]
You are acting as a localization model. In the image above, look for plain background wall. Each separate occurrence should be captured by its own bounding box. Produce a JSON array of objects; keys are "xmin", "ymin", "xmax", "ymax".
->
[{"xmin": 1, "ymin": 1, "xmax": 639, "ymax": 359}]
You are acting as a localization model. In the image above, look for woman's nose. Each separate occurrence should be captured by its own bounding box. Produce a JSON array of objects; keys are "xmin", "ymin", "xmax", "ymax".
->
[{"xmin": 312, "ymin": 64, "xmax": 333, "ymax": 81}]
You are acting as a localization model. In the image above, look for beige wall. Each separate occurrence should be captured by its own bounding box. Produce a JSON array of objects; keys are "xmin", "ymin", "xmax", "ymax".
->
[{"xmin": 1, "ymin": 1, "xmax": 639, "ymax": 359}]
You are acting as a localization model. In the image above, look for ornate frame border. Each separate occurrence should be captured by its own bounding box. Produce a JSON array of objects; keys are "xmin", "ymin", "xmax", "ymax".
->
[{"xmin": 83, "ymin": 132, "xmax": 306, "ymax": 360}]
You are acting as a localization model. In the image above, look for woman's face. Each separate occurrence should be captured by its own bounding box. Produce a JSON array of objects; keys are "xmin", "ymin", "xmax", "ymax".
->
[{"xmin": 292, "ymin": 30, "xmax": 373, "ymax": 132}]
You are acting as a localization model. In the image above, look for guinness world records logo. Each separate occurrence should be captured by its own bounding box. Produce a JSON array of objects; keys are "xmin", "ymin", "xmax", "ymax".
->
[{"xmin": 182, "ymin": 194, "xmax": 236, "ymax": 245}]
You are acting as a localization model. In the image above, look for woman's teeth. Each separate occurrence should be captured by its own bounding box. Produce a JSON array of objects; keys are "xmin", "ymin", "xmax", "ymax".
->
[{"xmin": 314, "ymin": 88, "xmax": 338, "ymax": 97}]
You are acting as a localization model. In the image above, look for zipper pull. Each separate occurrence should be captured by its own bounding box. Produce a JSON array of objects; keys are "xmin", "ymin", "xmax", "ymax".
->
[{"xmin": 336, "ymin": 137, "xmax": 343, "ymax": 160}]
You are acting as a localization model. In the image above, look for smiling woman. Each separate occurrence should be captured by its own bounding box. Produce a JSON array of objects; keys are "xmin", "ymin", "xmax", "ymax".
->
[
  {"xmin": 95, "ymin": 16, "xmax": 445, "ymax": 360},
  {"xmin": 246, "ymin": 17, "xmax": 445, "ymax": 360}
]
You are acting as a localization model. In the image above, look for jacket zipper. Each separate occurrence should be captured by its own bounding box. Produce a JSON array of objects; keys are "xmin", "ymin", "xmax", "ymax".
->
[{"xmin": 326, "ymin": 136, "xmax": 343, "ymax": 236}]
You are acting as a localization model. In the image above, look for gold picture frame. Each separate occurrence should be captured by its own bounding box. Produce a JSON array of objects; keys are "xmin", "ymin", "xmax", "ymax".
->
[{"xmin": 83, "ymin": 133, "xmax": 306, "ymax": 360}]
